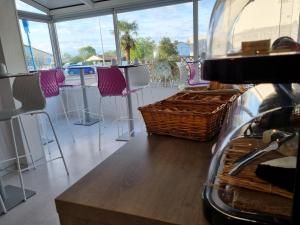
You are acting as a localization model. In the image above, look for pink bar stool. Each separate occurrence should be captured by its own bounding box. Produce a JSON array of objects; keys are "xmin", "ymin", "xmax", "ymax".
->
[
  {"xmin": 40, "ymin": 70, "xmax": 75, "ymax": 143},
  {"xmin": 96, "ymin": 67, "xmax": 137, "ymax": 150}
]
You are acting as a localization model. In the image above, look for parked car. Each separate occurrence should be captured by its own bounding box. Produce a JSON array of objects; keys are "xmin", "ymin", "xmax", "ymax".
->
[{"xmin": 65, "ymin": 65, "xmax": 95, "ymax": 75}]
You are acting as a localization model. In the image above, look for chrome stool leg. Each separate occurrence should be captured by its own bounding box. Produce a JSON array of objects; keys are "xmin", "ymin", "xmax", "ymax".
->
[
  {"xmin": 18, "ymin": 117, "xmax": 36, "ymax": 169},
  {"xmin": 59, "ymin": 96, "xmax": 75, "ymax": 143},
  {"xmin": 98, "ymin": 98, "xmax": 102, "ymax": 151},
  {"xmin": 114, "ymin": 97, "xmax": 121, "ymax": 137},
  {"xmin": 42, "ymin": 112, "xmax": 69, "ymax": 175},
  {"xmin": 10, "ymin": 118, "xmax": 27, "ymax": 201},
  {"xmin": 100, "ymin": 97, "xmax": 105, "ymax": 122},
  {"xmin": 40, "ymin": 115, "xmax": 52, "ymax": 158}
]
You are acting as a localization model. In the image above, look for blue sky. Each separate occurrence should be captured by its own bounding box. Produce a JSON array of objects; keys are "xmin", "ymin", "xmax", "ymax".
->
[{"xmin": 16, "ymin": 0, "xmax": 215, "ymax": 56}]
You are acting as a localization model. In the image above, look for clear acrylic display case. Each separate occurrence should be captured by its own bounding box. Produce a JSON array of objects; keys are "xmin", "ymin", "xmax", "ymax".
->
[{"xmin": 203, "ymin": 84, "xmax": 300, "ymax": 225}]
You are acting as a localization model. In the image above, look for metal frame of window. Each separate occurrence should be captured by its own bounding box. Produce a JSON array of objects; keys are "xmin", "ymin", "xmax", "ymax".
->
[
  {"xmin": 17, "ymin": 0, "xmax": 199, "ymax": 69},
  {"xmin": 17, "ymin": 10, "xmax": 51, "ymax": 22},
  {"xmin": 48, "ymin": 22, "xmax": 62, "ymax": 68},
  {"xmin": 48, "ymin": 0, "xmax": 193, "ymax": 22},
  {"xmin": 298, "ymin": 13, "xmax": 300, "ymax": 43},
  {"xmin": 193, "ymin": 0, "xmax": 199, "ymax": 75},
  {"xmin": 112, "ymin": 10, "xmax": 122, "ymax": 64}
]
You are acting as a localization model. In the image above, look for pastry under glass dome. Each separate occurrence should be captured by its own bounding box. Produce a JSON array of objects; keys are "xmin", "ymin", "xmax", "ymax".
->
[{"xmin": 203, "ymin": 84, "xmax": 300, "ymax": 225}]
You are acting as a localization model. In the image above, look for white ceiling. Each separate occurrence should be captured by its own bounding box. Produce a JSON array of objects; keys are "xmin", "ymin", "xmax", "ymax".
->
[
  {"xmin": 20, "ymin": 0, "xmax": 192, "ymax": 22},
  {"xmin": 21, "ymin": 0, "xmax": 99, "ymax": 10}
]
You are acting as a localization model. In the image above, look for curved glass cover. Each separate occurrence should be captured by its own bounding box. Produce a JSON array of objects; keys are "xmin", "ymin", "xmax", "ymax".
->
[
  {"xmin": 207, "ymin": 0, "xmax": 300, "ymax": 58},
  {"xmin": 205, "ymin": 84, "xmax": 300, "ymax": 224}
]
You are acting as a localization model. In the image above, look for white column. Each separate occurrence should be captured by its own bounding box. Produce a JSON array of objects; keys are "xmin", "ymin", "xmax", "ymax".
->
[
  {"xmin": 49, "ymin": 22, "xmax": 62, "ymax": 68},
  {"xmin": 193, "ymin": 0, "xmax": 199, "ymax": 77},
  {"xmin": 113, "ymin": 9, "xmax": 122, "ymax": 65}
]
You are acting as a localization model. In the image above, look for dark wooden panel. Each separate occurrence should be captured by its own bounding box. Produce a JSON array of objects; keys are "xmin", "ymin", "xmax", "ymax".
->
[
  {"xmin": 202, "ymin": 53, "xmax": 300, "ymax": 84},
  {"xmin": 56, "ymin": 133, "xmax": 213, "ymax": 225}
]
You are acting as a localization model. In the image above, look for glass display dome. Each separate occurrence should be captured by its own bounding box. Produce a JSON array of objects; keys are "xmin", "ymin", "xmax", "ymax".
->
[
  {"xmin": 203, "ymin": 83, "xmax": 300, "ymax": 225},
  {"xmin": 207, "ymin": 0, "xmax": 300, "ymax": 58}
]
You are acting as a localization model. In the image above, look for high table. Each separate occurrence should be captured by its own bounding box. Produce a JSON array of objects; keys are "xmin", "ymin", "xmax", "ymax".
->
[
  {"xmin": 55, "ymin": 133, "xmax": 213, "ymax": 225},
  {"xmin": 0, "ymin": 73, "xmax": 36, "ymax": 215},
  {"xmin": 67, "ymin": 66, "xmax": 99, "ymax": 126},
  {"xmin": 115, "ymin": 65, "xmax": 137, "ymax": 141}
]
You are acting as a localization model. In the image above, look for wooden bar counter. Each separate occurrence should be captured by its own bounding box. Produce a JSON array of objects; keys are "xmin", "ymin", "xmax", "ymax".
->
[{"xmin": 55, "ymin": 133, "xmax": 213, "ymax": 225}]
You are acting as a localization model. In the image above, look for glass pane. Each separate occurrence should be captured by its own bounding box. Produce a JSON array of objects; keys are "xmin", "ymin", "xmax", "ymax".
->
[
  {"xmin": 198, "ymin": 0, "xmax": 217, "ymax": 59},
  {"xmin": 19, "ymin": 19, "xmax": 54, "ymax": 71},
  {"xmin": 117, "ymin": 2, "xmax": 193, "ymax": 85},
  {"xmin": 232, "ymin": 0, "xmax": 300, "ymax": 52},
  {"xmin": 208, "ymin": 0, "xmax": 300, "ymax": 57},
  {"xmin": 56, "ymin": 15, "xmax": 116, "ymax": 70},
  {"xmin": 15, "ymin": 0, "xmax": 46, "ymax": 15}
]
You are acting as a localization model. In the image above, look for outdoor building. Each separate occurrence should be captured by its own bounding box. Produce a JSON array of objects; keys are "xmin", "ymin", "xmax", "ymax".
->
[
  {"xmin": 23, "ymin": 45, "xmax": 54, "ymax": 70},
  {"xmin": 176, "ymin": 42, "xmax": 191, "ymax": 57}
]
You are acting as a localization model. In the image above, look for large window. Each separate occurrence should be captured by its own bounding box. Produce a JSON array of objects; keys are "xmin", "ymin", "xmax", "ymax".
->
[
  {"xmin": 117, "ymin": 3, "xmax": 193, "ymax": 83},
  {"xmin": 19, "ymin": 20, "xmax": 54, "ymax": 71},
  {"xmin": 117, "ymin": 3, "xmax": 193, "ymax": 61},
  {"xmin": 56, "ymin": 15, "xmax": 116, "ymax": 68},
  {"xmin": 16, "ymin": 1, "xmax": 219, "ymax": 78}
]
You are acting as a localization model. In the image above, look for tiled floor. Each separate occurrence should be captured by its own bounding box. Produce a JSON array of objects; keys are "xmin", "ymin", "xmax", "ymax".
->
[{"xmin": 0, "ymin": 86, "xmax": 177, "ymax": 225}]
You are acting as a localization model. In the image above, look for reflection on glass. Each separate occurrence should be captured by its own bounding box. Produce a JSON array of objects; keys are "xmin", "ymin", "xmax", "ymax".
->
[
  {"xmin": 208, "ymin": 0, "xmax": 300, "ymax": 57},
  {"xmin": 199, "ymin": 0, "xmax": 216, "ymax": 59},
  {"xmin": 19, "ymin": 20, "xmax": 54, "ymax": 71},
  {"xmin": 232, "ymin": 0, "xmax": 300, "ymax": 52}
]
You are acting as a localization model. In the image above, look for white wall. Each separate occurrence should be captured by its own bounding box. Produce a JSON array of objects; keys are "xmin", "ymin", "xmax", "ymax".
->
[{"xmin": 0, "ymin": 0, "xmax": 44, "ymax": 171}]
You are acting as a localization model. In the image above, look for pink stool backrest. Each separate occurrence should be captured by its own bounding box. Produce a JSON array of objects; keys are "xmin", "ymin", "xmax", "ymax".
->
[
  {"xmin": 187, "ymin": 62, "xmax": 196, "ymax": 82},
  {"xmin": 40, "ymin": 70, "xmax": 59, "ymax": 98},
  {"xmin": 53, "ymin": 68, "xmax": 65, "ymax": 87},
  {"xmin": 96, "ymin": 67, "xmax": 126, "ymax": 97}
]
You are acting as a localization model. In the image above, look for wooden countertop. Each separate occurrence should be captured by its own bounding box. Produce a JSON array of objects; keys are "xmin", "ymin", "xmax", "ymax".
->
[{"xmin": 55, "ymin": 133, "xmax": 213, "ymax": 225}]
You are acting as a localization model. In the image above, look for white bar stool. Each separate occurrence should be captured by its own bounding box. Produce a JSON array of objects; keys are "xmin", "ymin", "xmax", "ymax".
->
[{"xmin": 0, "ymin": 73, "xmax": 69, "ymax": 214}]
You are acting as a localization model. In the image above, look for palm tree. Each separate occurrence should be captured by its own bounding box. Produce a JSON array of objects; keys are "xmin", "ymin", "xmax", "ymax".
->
[{"xmin": 118, "ymin": 20, "xmax": 138, "ymax": 63}]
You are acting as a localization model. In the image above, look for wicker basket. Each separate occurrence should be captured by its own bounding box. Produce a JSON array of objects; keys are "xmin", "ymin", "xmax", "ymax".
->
[
  {"xmin": 166, "ymin": 90, "xmax": 238, "ymax": 104},
  {"xmin": 139, "ymin": 100, "xmax": 226, "ymax": 141},
  {"xmin": 165, "ymin": 90, "xmax": 238, "ymax": 123},
  {"xmin": 184, "ymin": 86, "xmax": 209, "ymax": 91}
]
